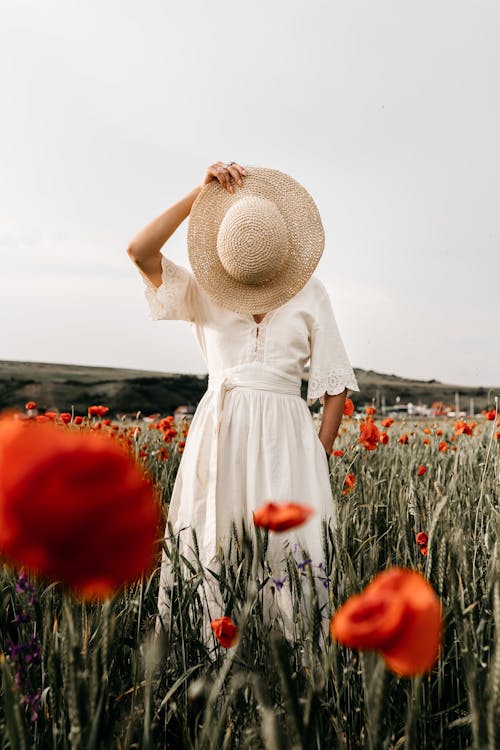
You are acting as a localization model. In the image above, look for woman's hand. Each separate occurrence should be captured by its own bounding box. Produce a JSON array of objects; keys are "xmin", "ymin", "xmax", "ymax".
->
[{"xmin": 202, "ymin": 161, "xmax": 248, "ymax": 194}]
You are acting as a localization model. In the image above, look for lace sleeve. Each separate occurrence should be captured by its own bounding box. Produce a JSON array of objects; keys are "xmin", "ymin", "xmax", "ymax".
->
[
  {"xmin": 140, "ymin": 253, "xmax": 202, "ymax": 323},
  {"xmin": 306, "ymin": 283, "xmax": 359, "ymax": 407}
]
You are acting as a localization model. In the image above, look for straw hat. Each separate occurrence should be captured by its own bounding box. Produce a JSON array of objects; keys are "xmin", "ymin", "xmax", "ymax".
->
[{"xmin": 187, "ymin": 166, "xmax": 325, "ymax": 314}]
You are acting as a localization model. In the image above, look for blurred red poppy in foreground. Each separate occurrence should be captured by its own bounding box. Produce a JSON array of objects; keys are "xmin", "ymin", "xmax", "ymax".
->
[
  {"xmin": 0, "ymin": 417, "xmax": 159, "ymax": 601},
  {"xmin": 253, "ymin": 501, "xmax": 314, "ymax": 532},
  {"xmin": 210, "ymin": 616, "xmax": 239, "ymax": 648},
  {"xmin": 330, "ymin": 568, "xmax": 442, "ymax": 676}
]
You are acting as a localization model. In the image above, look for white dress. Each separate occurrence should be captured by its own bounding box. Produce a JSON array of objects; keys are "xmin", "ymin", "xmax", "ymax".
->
[{"xmin": 139, "ymin": 253, "xmax": 359, "ymax": 640}]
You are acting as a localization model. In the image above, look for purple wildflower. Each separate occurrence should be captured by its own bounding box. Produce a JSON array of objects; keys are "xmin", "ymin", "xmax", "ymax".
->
[
  {"xmin": 272, "ymin": 577, "xmax": 286, "ymax": 591},
  {"xmin": 15, "ymin": 569, "xmax": 34, "ymax": 594},
  {"xmin": 13, "ymin": 610, "xmax": 30, "ymax": 627},
  {"xmin": 297, "ymin": 558, "xmax": 312, "ymax": 572},
  {"xmin": 7, "ymin": 570, "xmax": 42, "ymax": 723}
]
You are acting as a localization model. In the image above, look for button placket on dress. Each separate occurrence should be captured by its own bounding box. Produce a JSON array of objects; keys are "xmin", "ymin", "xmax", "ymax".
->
[{"xmin": 248, "ymin": 319, "xmax": 268, "ymax": 363}]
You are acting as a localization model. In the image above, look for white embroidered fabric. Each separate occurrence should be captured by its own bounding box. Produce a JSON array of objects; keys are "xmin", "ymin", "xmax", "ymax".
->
[
  {"xmin": 139, "ymin": 254, "xmax": 359, "ymax": 408},
  {"xmin": 305, "ymin": 281, "xmax": 359, "ymax": 407},
  {"xmin": 143, "ymin": 255, "xmax": 195, "ymax": 322},
  {"xmin": 306, "ymin": 365, "xmax": 360, "ymax": 406}
]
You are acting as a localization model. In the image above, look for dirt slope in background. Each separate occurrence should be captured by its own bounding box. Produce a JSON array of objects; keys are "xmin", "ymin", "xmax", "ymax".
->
[{"xmin": 0, "ymin": 360, "xmax": 496, "ymax": 416}]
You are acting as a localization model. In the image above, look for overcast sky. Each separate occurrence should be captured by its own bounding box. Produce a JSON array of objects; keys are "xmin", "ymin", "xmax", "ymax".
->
[{"xmin": 1, "ymin": 1, "xmax": 498, "ymax": 387}]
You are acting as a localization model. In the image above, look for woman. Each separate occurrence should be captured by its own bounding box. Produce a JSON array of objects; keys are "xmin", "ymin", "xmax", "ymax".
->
[{"xmin": 127, "ymin": 161, "xmax": 359, "ymax": 641}]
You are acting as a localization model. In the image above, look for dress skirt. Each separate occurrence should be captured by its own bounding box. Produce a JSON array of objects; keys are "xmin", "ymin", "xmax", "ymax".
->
[{"xmin": 155, "ymin": 363, "xmax": 337, "ymax": 644}]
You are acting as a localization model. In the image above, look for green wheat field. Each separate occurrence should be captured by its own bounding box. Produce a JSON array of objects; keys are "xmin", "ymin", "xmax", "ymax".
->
[{"xmin": 1, "ymin": 410, "xmax": 499, "ymax": 750}]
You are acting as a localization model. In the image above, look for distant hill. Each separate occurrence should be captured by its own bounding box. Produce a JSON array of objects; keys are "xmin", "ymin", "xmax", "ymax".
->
[{"xmin": 0, "ymin": 359, "xmax": 496, "ymax": 416}]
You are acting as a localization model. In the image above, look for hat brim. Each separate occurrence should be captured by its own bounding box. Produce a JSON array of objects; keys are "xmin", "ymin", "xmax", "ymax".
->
[{"xmin": 187, "ymin": 167, "xmax": 325, "ymax": 314}]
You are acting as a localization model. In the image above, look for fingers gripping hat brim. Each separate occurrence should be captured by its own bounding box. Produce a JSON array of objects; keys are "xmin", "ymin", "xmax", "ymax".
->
[{"xmin": 187, "ymin": 166, "xmax": 325, "ymax": 314}]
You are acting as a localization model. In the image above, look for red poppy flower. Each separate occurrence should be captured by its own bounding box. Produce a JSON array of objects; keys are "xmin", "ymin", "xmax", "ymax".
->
[
  {"xmin": 417, "ymin": 465, "xmax": 427, "ymax": 476},
  {"xmin": 163, "ymin": 428, "xmax": 177, "ymax": 443},
  {"xmin": 210, "ymin": 616, "xmax": 239, "ymax": 648},
  {"xmin": 379, "ymin": 431, "xmax": 389, "ymax": 445},
  {"xmin": 343, "ymin": 398, "xmax": 355, "ymax": 417},
  {"xmin": 381, "ymin": 418, "xmax": 394, "ymax": 428},
  {"xmin": 423, "ymin": 427, "xmax": 431, "ymax": 435},
  {"xmin": 365, "ymin": 406, "xmax": 377, "ymax": 416},
  {"xmin": 358, "ymin": 419, "xmax": 380, "ymax": 451},
  {"xmin": 438, "ymin": 441, "xmax": 448, "ymax": 453},
  {"xmin": 332, "ymin": 449, "xmax": 345, "ymax": 457},
  {"xmin": 416, "ymin": 531, "xmax": 428, "ymax": 547},
  {"xmin": 44, "ymin": 411, "xmax": 57, "ymax": 420},
  {"xmin": 398, "ymin": 434, "xmax": 409, "ymax": 445},
  {"xmin": 73, "ymin": 416, "xmax": 84, "ymax": 426},
  {"xmin": 88, "ymin": 405, "xmax": 109, "ymax": 418},
  {"xmin": 484, "ymin": 409, "xmax": 496, "ymax": 421},
  {"xmin": 455, "ymin": 421, "xmax": 473, "ymax": 436},
  {"xmin": 253, "ymin": 501, "xmax": 314, "ymax": 532},
  {"xmin": 59, "ymin": 413, "xmax": 72, "ymax": 424},
  {"xmin": 423, "ymin": 438, "xmax": 430, "ymax": 445},
  {"xmin": 25, "ymin": 401, "xmax": 37, "ymax": 411},
  {"xmin": 0, "ymin": 418, "xmax": 159, "ymax": 601},
  {"xmin": 436, "ymin": 429, "xmax": 443, "ymax": 436},
  {"xmin": 330, "ymin": 568, "xmax": 442, "ymax": 676},
  {"xmin": 342, "ymin": 473, "xmax": 356, "ymax": 495}
]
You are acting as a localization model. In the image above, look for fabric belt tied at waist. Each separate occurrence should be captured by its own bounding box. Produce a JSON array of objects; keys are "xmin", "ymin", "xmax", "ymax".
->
[{"xmin": 202, "ymin": 369, "xmax": 302, "ymax": 562}]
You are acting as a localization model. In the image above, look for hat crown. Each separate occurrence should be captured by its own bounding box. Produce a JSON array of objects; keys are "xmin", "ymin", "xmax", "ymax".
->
[{"xmin": 216, "ymin": 196, "xmax": 289, "ymax": 286}]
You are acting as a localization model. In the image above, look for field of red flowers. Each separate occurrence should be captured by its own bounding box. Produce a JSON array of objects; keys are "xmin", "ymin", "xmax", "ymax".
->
[{"xmin": 0, "ymin": 399, "xmax": 499, "ymax": 749}]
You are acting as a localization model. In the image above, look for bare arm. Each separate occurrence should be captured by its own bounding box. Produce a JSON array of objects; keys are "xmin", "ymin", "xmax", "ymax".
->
[
  {"xmin": 126, "ymin": 185, "xmax": 203, "ymax": 288},
  {"xmin": 318, "ymin": 388, "xmax": 347, "ymax": 455},
  {"xmin": 126, "ymin": 161, "xmax": 247, "ymax": 289}
]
